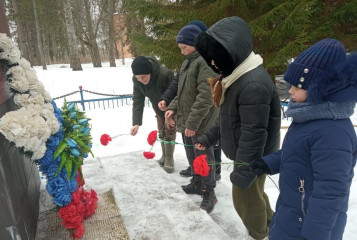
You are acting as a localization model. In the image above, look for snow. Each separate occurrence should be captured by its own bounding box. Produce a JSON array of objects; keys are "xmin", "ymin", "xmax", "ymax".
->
[{"xmin": 35, "ymin": 60, "xmax": 357, "ymax": 240}]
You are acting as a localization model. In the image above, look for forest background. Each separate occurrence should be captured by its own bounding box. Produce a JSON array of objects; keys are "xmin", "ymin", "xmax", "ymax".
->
[{"xmin": 2, "ymin": 0, "xmax": 357, "ymax": 78}]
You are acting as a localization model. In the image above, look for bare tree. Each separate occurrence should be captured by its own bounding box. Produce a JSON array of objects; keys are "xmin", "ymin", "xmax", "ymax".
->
[
  {"xmin": 32, "ymin": 0, "xmax": 46, "ymax": 69},
  {"xmin": 83, "ymin": 0, "xmax": 102, "ymax": 67},
  {"xmin": 63, "ymin": 0, "xmax": 82, "ymax": 71},
  {"xmin": 107, "ymin": 0, "xmax": 116, "ymax": 67},
  {"xmin": 10, "ymin": 0, "xmax": 30, "ymax": 61}
]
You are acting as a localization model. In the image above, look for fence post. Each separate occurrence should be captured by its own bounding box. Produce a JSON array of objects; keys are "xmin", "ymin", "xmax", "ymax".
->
[{"xmin": 79, "ymin": 85, "xmax": 85, "ymax": 111}]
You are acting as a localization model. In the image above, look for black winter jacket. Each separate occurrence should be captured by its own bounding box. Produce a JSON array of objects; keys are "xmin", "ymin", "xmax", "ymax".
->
[
  {"xmin": 159, "ymin": 74, "xmax": 178, "ymax": 106},
  {"xmin": 132, "ymin": 56, "xmax": 174, "ymax": 126},
  {"xmin": 195, "ymin": 17, "xmax": 281, "ymax": 186}
]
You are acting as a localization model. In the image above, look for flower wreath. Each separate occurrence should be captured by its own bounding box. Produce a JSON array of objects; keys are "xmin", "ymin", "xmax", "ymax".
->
[{"xmin": 0, "ymin": 33, "xmax": 97, "ymax": 239}]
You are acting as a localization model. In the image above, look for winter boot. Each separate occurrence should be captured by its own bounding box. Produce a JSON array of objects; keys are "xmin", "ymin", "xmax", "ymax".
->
[
  {"xmin": 179, "ymin": 166, "xmax": 193, "ymax": 177},
  {"xmin": 181, "ymin": 177, "xmax": 202, "ymax": 195},
  {"xmin": 157, "ymin": 142, "xmax": 165, "ymax": 167},
  {"xmin": 163, "ymin": 144, "xmax": 175, "ymax": 173},
  {"xmin": 200, "ymin": 188, "xmax": 218, "ymax": 213}
]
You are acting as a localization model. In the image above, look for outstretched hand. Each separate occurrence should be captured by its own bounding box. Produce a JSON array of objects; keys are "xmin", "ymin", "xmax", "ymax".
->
[{"xmin": 130, "ymin": 125, "xmax": 139, "ymax": 136}]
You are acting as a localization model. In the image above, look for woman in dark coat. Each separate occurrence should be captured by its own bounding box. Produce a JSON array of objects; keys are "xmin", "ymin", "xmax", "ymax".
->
[{"xmin": 194, "ymin": 16, "xmax": 281, "ymax": 239}]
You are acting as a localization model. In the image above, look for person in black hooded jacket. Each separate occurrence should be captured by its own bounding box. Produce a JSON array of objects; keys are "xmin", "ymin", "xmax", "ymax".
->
[{"xmin": 194, "ymin": 17, "xmax": 281, "ymax": 240}]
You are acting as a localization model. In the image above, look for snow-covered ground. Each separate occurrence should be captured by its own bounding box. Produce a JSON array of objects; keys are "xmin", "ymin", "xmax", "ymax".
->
[{"xmin": 35, "ymin": 60, "xmax": 357, "ymax": 240}]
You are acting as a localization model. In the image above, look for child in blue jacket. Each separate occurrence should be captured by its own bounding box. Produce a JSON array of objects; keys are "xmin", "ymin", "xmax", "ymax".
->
[{"xmin": 251, "ymin": 38, "xmax": 357, "ymax": 240}]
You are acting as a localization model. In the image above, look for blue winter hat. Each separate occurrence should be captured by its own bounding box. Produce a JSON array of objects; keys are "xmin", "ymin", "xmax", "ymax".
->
[
  {"xmin": 284, "ymin": 38, "xmax": 346, "ymax": 90},
  {"xmin": 284, "ymin": 38, "xmax": 357, "ymax": 102},
  {"xmin": 188, "ymin": 20, "xmax": 207, "ymax": 31},
  {"xmin": 176, "ymin": 25, "xmax": 201, "ymax": 46}
]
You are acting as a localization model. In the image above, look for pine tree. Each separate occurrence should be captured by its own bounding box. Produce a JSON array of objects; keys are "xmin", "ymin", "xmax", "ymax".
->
[{"xmin": 123, "ymin": 0, "xmax": 357, "ymax": 76}]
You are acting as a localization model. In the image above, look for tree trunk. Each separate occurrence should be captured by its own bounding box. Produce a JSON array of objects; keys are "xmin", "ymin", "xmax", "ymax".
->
[
  {"xmin": 107, "ymin": 0, "xmax": 116, "ymax": 67},
  {"xmin": 0, "ymin": 2, "xmax": 9, "ymax": 36},
  {"xmin": 83, "ymin": 0, "xmax": 101, "ymax": 67},
  {"xmin": 116, "ymin": 13, "xmax": 126, "ymax": 65},
  {"xmin": 11, "ymin": 0, "xmax": 30, "ymax": 62},
  {"xmin": 32, "ymin": 0, "xmax": 46, "ymax": 70},
  {"xmin": 63, "ymin": 0, "xmax": 82, "ymax": 71}
]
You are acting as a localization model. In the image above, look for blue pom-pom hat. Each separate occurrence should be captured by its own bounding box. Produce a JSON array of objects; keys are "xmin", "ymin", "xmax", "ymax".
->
[{"xmin": 284, "ymin": 38, "xmax": 357, "ymax": 102}]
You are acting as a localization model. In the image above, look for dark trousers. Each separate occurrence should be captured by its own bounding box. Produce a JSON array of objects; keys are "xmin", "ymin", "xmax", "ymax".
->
[
  {"xmin": 182, "ymin": 133, "xmax": 222, "ymax": 175},
  {"xmin": 183, "ymin": 135, "xmax": 216, "ymax": 189},
  {"xmin": 213, "ymin": 142, "xmax": 222, "ymax": 174}
]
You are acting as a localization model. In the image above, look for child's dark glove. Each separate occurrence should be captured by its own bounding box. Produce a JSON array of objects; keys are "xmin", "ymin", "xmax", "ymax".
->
[{"xmin": 249, "ymin": 159, "xmax": 270, "ymax": 177}]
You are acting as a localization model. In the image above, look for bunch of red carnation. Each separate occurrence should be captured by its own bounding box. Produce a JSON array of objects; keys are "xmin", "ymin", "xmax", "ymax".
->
[
  {"xmin": 143, "ymin": 130, "xmax": 158, "ymax": 159},
  {"xmin": 58, "ymin": 186, "xmax": 98, "ymax": 239},
  {"xmin": 193, "ymin": 154, "xmax": 210, "ymax": 177}
]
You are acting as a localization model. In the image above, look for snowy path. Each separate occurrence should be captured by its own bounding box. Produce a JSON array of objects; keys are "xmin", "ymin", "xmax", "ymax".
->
[{"xmin": 83, "ymin": 152, "xmax": 234, "ymax": 240}]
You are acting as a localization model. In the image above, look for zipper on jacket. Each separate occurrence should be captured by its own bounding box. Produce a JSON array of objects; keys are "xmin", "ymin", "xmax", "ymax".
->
[{"xmin": 298, "ymin": 176, "xmax": 306, "ymax": 217}]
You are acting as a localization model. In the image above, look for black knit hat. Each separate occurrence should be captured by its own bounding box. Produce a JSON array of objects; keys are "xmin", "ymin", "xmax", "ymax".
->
[
  {"xmin": 131, "ymin": 56, "xmax": 152, "ymax": 75},
  {"xmin": 176, "ymin": 25, "xmax": 201, "ymax": 46}
]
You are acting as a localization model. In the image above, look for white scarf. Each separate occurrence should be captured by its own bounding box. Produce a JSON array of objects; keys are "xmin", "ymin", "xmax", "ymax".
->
[{"xmin": 219, "ymin": 52, "xmax": 263, "ymax": 105}]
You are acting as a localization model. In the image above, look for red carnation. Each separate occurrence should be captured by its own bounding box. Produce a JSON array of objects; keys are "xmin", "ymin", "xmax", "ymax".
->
[
  {"xmin": 193, "ymin": 154, "xmax": 210, "ymax": 177},
  {"xmin": 100, "ymin": 134, "xmax": 112, "ymax": 146},
  {"xmin": 143, "ymin": 151, "xmax": 155, "ymax": 159},
  {"xmin": 147, "ymin": 130, "xmax": 158, "ymax": 146},
  {"xmin": 80, "ymin": 189, "xmax": 98, "ymax": 219},
  {"xmin": 74, "ymin": 224, "xmax": 85, "ymax": 239}
]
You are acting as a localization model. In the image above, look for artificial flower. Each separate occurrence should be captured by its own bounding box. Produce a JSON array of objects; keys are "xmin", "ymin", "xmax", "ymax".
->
[
  {"xmin": 58, "ymin": 190, "xmax": 85, "ymax": 229},
  {"xmin": 14, "ymin": 94, "xmax": 44, "ymax": 107},
  {"xmin": 0, "ymin": 34, "xmax": 95, "ymax": 239},
  {"xmin": 6, "ymin": 66, "xmax": 29, "ymax": 93},
  {"xmin": 143, "ymin": 151, "xmax": 155, "ymax": 159},
  {"xmin": 80, "ymin": 188, "xmax": 98, "ymax": 219},
  {"xmin": 147, "ymin": 130, "xmax": 158, "ymax": 146},
  {"xmin": 73, "ymin": 224, "xmax": 85, "ymax": 239},
  {"xmin": 0, "ymin": 33, "xmax": 21, "ymax": 64},
  {"xmin": 100, "ymin": 134, "xmax": 112, "ymax": 146},
  {"xmin": 78, "ymin": 119, "xmax": 88, "ymax": 125},
  {"xmin": 193, "ymin": 154, "xmax": 210, "ymax": 177}
]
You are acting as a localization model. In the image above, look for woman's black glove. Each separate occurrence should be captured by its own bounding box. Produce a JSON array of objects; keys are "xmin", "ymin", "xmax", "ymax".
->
[
  {"xmin": 249, "ymin": 159, "xmax": 270, "ymax": 177},
  {"xmin": 230, "ymin": 165, "xmax": 256, "ymax": 190}
]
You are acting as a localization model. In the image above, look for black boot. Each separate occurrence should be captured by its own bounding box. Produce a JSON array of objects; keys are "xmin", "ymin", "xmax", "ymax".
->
[
  {"xmin": 181, "ymin": 177, "xmax": 202, "ymax": 195},
  {"xmin": 179, "ymin": 166, "xmax": 193, "ymax": 177},
  {"xmin": 200, "ymin": 188, "xmax": 218, "ymax": 213}
]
